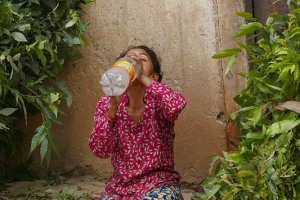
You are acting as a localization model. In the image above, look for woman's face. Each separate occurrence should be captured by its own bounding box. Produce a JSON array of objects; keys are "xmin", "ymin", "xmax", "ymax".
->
[{"xmin": 125, "ymin": 48, "xmax": 157, "ymax": 80}]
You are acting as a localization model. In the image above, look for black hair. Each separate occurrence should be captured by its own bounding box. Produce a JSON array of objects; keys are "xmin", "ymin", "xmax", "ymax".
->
[{"xmin": 118, "ymin": 45, "xmax": 163, "ymax": 82}]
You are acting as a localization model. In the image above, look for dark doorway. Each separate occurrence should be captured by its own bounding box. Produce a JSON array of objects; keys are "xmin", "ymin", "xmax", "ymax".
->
[{"xmin": 246, "ymin": 0, "xmax": 288, "ymax": 24}]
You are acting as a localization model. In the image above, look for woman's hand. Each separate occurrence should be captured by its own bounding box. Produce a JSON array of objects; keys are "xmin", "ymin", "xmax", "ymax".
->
[
  {"xmin": 108, "ymin": 95, "xmax": 122, "ymax": 120},
  {"xmin": 128, "ymin": 55, "xmax": 153, "ymax": 86},
  {"xmin": 128, "ymin": 54, "xmax": 145, "ymax": 79}
]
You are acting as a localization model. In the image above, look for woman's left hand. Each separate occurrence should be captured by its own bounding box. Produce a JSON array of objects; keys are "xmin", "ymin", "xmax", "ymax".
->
[{"xmin": 128, "ymin": 55, "xmax": 144, "ymax": 79}]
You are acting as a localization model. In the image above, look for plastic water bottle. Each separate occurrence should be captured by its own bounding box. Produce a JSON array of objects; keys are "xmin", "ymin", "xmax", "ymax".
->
[{"xmin": 100, "ymin": 57, "xmax": 138, "ymax": 96}]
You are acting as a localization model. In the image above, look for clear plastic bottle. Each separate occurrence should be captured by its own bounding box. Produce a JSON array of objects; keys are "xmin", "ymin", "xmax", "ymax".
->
[{"xmin": 100, "ymin": 57, "xmax": 138, "ymax": 96}]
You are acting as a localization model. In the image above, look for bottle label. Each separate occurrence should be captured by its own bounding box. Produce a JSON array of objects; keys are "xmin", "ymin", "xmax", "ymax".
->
[{"xmin": 113, "ymin": 60, "xmax": 135, "ymax": 81}]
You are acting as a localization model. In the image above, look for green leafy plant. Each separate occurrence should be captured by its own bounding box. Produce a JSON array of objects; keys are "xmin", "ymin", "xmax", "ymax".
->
[
  {"xmin": 0, "ymin": 0, "xmax": 94, "ymax": 166},
  {"xmin": 45, "ymin": 186, "xmax": 92, "ymax": 200},
  {"xmin": 194, "ymin": 0, "xmax": 300, "ymax": 199}
]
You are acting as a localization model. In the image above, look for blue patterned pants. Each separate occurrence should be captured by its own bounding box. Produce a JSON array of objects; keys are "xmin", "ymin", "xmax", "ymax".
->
[{"xmin": 101, "ymin": 185, "xmax": 184, "ymax": 200}]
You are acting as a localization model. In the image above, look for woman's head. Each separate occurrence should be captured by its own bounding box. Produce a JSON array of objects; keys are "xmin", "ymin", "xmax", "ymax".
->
[{"xmin": 118, "ymin": 45, "xmax": 163, "ymax": 82}]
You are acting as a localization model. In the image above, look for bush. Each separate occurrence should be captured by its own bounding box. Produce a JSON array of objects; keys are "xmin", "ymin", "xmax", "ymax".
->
[
  {"xmin": 194, "ymin": 0, "xmax": 300, "ymax": 199},
  {"xmin": 0, "ymin": 0, "xmax": 94, "ymax": 166}
]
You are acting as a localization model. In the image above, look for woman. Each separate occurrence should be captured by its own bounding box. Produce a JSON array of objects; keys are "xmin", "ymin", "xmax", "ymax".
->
[{"xmin": 89, "ymin": 45, "xmax": 186, "ymax": 200}]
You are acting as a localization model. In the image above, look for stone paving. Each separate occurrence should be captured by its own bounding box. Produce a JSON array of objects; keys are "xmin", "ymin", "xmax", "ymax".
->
[{"xmin": 0, "ymin": 175, "xmax": 196, "ymax": 199}]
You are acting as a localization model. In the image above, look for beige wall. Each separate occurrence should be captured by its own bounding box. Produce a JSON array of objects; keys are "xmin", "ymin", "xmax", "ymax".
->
[{"xmin": 26, "ymin": 0, "xmax": 248, "ymax": 185}]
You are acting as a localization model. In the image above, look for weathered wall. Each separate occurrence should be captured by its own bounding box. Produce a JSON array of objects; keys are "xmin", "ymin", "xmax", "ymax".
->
[
  {"xmin": 25, "ymin": 0, "xmax": 247, "ymax": 185},
  {"xmin": 217, "ymin": 0, "xmax": 248, "ymax": 150}
]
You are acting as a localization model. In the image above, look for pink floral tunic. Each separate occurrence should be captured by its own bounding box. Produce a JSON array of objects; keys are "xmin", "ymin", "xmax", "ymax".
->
[{"xmin": 89, "ymin": 81, "xmax": 186, "ymax": 200}]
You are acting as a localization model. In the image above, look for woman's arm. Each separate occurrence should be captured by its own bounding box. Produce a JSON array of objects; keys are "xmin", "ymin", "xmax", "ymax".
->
[
  {"xmin": 129, "ymin": 55, "xmax": 186, "ymax": 121},
  {"xmin": 147, "ymin": 81, "xmax": 186, "ymax": 121},
  {"xmin": 88, "ymin": 96, "xmax": 118, "ymax": 158}
]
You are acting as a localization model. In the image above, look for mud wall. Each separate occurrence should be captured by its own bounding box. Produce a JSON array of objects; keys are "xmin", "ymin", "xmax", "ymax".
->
[{"xmin": 25, "ymin": 0, "xmax": 248, "ymax": 185}]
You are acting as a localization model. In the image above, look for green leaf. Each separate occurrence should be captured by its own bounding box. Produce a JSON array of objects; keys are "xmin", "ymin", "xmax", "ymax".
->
[
  {"xmin": 225, "ymin": 152, "xmax": 245, "ymax": 163},
  {"xmin": 35, "ymin": 48, "xmax": 47, "ymax": 67},
  {"xmin": 230, "ymin": 106, "xmax": 256, "ymax": 120},
  {"xmin": 237, "ymin": 170, "xmax": 256, "ymax": 178},
  {"xmin": 35, "ymin": 98, "xmax": 44, "ymax": 109},
  {"xmin": 0, "ymin": 49, "xmax": 10, "ymax": 61},
  {"xmin": 26, "ymin": 41, "xmax": 38, "ymax": 51},
  {"xmin": 245, "ymin": 132, "xmax": 265, "ymax": 140},
  {"xmin": 296, "ymin": 139, "xmax": 300, "ymax": 147},
  {"xmin": 49, "ymin": 103, "xmax": 58, "ymax": 117},
  {"xmin": 46, "ymin": 45, "xmax": 55, "ymax": 63},
  {"xmin": 265, "ymin": 83, "xmax": 281, "ymax": 91},
  {"xmin": 40, "ymin": 137, "xmax": 50, "ymax": 165},
  {"xmin": 207, "ymin": 184, "xmax": 222, "ymax": 198},
  {"xmin": 238, "ymin": 42, "xmax": 251, "ymax": 53},
  {"xmin": 65, "ymin": 19, "xmax": 77, "ymax": 28},
  {"xmin": 33, "ymin": 75, "xmax": 47, "ymax": 85},
  {"xmin": 235, "ymin": 22, "xmax": 263, "ymax": 38},
  {"xmin": 291, "ymin": 7, "xmax": 300, "ymax": 14},
  {"xmin": 208, "ymin": 156, "xmax": 222, "ymax": 174},
  {"xmin": 18, "ymin": 95, "xmax": 27, "ymax": 119},
  {"xmin": 48, "ymin": 132, "xmax": 59, "ymax": 157},
  {"xmin": 6, "ymin": 55, "xmax": 14, "ymax": 64},
  {"xmin": 56, "ymin": 81, "xmax": 73, "ymax": 107},
  {"xmin": 236, "ymin": 12, "xmax": 256, "ymax": 21},
  {"xmin": 252, "ymin": 105, "xmax": 264, "ymax": 126},
  {"xmin": 224, "ymin": 55, "xmax": 237, "ymax": 75},
  {"xmin": 28, "ymin": 60, "xmax": 40, "ymax": 75},
  {"xmin": 18, "ymin": 24, "xmax": 31, "ymax": 32},
  {"xmin": 0, "ymin": 39, "xmax": 12, "ymax": 44},
  {"xmin": 267, "ymin": 119, "xmax": 300, "ymax": 136},
  {"xmin": 42, "ymin": 107, "xmax": 62, "ymax": 125},
  {"xmin": 62, "ymin": 31, "xmax": 74, "ymax": 46},
  {"xmin": 28, "ymin": 0, "xmax": 40, "ymax": 5},
  {"xmin": 0, "ymin": 108, "xmax": 18, "ymax": 116},
  {"xmin": 11, "ymin": 32, "xmax": 27, "ymax": 42},
  {"xmin": 266, "ymin": 16, "xmax": 274, "ymax": 26},
  {"xmin": 30, "ymin": 124, "xmax": 47, "ymax": 154},
  {"xmin": 38, "ymin": 40, "xmax": 46, "ymax": 50},
  {"xmin": 49, "ymin": 93, "xmax": 60, "ymax": 103},
  {"xmin": 0, "ymin": 122, "xmax": 8, "ymax": 130},
  {"xmin": 212, "ymin": 48, "xmax": 241, "ymax": 59},
  {"xmin": 290, "ymin": 27, "xmax": 300, "ymax": 38},
  {"xmin": 9, "ymin": 88, "xmax": 27, "ymax": 119},
  {"xmin": 72, "ymin": 37, "xmax": 80, "ymax": 44},
  {"xmin": 12, "ymin": 53, "xmax": 21, "ymax": 60}
]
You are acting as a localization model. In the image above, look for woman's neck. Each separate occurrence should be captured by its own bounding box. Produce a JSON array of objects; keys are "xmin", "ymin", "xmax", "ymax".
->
[{"xmin": 126, "ymin": 82, "xmax": 146, "ymax": 110}]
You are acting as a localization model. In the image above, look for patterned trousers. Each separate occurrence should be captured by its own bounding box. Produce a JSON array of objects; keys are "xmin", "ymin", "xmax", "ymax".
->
[{"xmin": 101, "ymin": 185, "xmax": 184, "ymax": 200}]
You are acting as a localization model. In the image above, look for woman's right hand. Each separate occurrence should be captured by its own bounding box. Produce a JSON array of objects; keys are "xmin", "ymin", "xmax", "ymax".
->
[
  {"xmin": 128, "ymin": 55, "xmax": 153, "ymax": 86},
  {"xmin": 107, "ymin": 95, "xmax": 122, "ymax": 126},
  {"xmin": 128, "ymin": 55, "xmax": 145, "ymax": 80}
]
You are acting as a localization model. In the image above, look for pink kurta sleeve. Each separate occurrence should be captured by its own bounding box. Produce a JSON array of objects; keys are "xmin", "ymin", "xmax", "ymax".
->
[
  {"xmin": 88, "ymin": 96, "xmax": 118, "ymax": 158},
  {"xmin": 146, "ymin": 81, "xmax": 186, "ymax": 121}
]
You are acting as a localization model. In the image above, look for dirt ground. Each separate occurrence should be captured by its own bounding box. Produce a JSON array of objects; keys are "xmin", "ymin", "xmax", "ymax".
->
[{"xmin": 0, "ymin": 174, "xmax": 196, "ymax": 199}]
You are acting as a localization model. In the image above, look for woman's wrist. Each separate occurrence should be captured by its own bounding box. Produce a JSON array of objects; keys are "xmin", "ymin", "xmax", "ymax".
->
[
  {"xmin": 107, "ymin": 107, "xmax": 117, "ymax": 127},
  {"xmin": 108, "ymin": 105, "xmax": 118, "ymax": 119},
  {"xmin": 106, "ymin": 112, "xmax": 116, "ymax": 122}
]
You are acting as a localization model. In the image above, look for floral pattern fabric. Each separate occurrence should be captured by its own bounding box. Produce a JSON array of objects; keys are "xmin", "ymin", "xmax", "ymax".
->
[
  {"xmin": 142, "ymin": 185, "xmax": 184, "ymax": 200},
  {"xmin": 101, "ymin": 185, "xmax": 183, "ymax": 200},
  {"xmin": 89, "ymin": 81, "xmax": 186, "ymax": 200}
]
